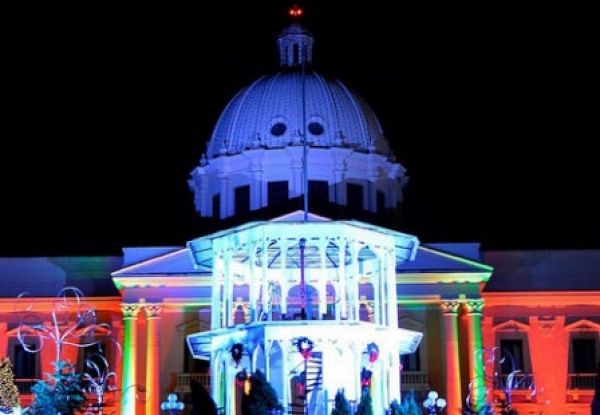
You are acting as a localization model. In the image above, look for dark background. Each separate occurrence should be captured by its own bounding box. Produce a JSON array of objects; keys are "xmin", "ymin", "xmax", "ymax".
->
[{"xmin": 3, "ymin": 1, "xmax": 597, "ymax": 256}]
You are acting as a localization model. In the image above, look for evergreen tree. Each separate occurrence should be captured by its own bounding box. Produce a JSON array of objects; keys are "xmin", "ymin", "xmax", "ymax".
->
[
  {"xmin": 400, "ymin": 390, "xmax": 421, "ymax": 415},
  {"xmin": 189, "ymin": 380, "xmax": 218, "ymax": 415},
  {"xmin": 0, "ymin": 357, "xmax": 20, "ymax": 412},
  {"xmin": 387, "ymin": 399, "xmax": 402, "ymax": 415},
  {"xmin": 242, "ymin": 369, "xmax": 283, "ymax": 415},
  {"xmin": 331, "ymin": 388, "xmax": 351, "ymax": 415},
  {"xmin": 355, "ymin": 387, "xmax": 373, "ymax": 415},
  {"xmin": 24, "ymin": 361, "xmax": 86, "ymax": 415}
]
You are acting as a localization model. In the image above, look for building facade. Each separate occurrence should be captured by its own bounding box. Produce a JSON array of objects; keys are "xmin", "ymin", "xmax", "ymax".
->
[{"xmin": 1, "ymin": 5, "xmax": 598, "ymax": 415}]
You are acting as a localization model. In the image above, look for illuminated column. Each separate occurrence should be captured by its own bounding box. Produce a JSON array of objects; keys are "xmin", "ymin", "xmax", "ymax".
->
[
  {"xmin": 219, "ymin": 175, "xmax": 229, "ymax": 218},
  {"xmin": 464, "ymin": 299, "xmax": 485, "ymax": 409},
  {"xmin": 441, "ymin": 300, "xmax": 462, "ymax": 415},
  {"xmin": 112, "ymin": 318, "xmax": 125, "ymax": 391},
  {"xmin": 0, "ymin": 322, "xmax": 7, "ymax": 358},
  {"xmin": 385, "ymin": 247, "xmax": 397, "ymax": 328},
  {"xmin": 144, "ymin": 303, "xmax": 163, "ymax": 415},
  {"xmin": 121, "ymin": 303, "xmax": 141, "ymax": 415}
]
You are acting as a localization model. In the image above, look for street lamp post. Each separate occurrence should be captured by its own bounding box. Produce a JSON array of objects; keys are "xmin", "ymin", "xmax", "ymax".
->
[
  {"xmin": 423, "ymin": 390, "xmax": 447, "ymax": 414},
  {"xmin": 161, "ymin": 393, "xmax": 184, "ymax": 415}
]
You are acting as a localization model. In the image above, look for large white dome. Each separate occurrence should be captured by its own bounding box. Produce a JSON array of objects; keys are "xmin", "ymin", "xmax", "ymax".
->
[
  {"xmin": 189, "ymin": 17, "xmax": 406, "ymax": 223},
  {"xmin": 206, "ymin": 70, "xmax": 391, "ymax": 159}
]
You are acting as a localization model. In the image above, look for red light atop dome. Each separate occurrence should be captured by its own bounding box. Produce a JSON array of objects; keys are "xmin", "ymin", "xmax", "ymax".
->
[{"xmin": 289, "ymin": 5, "xmax": 303, "ymax": 18}]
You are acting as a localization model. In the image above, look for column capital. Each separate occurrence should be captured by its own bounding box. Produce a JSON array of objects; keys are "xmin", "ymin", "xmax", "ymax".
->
[
  {"xmin": 143, "ymin": 304, "xmax": 163, "ymax": 319},
  {"xmin": 441, "ymin": 299, "xmax": 461, "ymax": 315},
  {"xmin": 464, "ymin": 299, "xmax": 485, "ymax": 315},
  {"xmin": 121, "ymin": 303, "xmax": 141, "ymax": 319}
]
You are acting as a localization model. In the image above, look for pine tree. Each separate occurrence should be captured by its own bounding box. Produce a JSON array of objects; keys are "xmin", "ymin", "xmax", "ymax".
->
[
  {"xmin": 25, "ymin": 361, "xmax": 86, "ymax": 415},
  {"xmin": 355, "ymin": 387, "xmax": 373, "ymax": 415},
  {"xmin": 331, "ymin": 388, "xmax": 351, "ymax": 415},
  {"xmin": 189, "ymin": 380, "xmax": 218, "ymax": 415},
  {"xmin": 387, "ymin": 399, "xmax": 402, "ymax": 415},
  {"xmin": 0, "ymin": 357, "xmax": 20, "ymax": 412},
  {"xmin": 242, "ymin": 369, "xmax": 283, "ymax": 415},
  {"xmin": 400, "ymin": 389, "xmax": 421, "ymax": 415}
]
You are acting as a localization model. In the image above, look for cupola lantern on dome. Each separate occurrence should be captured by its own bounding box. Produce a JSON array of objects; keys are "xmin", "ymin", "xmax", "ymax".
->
[{"xmin": 278, "ymin": 5, "xmax": 313, "ymax": 68}]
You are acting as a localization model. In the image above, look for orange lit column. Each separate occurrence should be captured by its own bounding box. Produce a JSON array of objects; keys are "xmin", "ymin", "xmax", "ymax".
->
[
  {"xmin": 0, "ymin": 322, "xmax": 7, "ymax": 357},
  {"xmin": 120, "ymin": 303, "xmax": 140, "ymax": 415},
  {"xmin": 144, "ymin": 304, "xmax": 163, "ymax": 415},
  {"xmin": 441, "ymin": 300, "xmax": 462, "ymax": 415},
  {"xmin": 464, "ymin": 299, "xmax": 485, "ymax": 409}
]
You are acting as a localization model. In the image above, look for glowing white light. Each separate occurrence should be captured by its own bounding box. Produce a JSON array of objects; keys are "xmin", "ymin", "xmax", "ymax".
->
[{"xmin": 161, "ymin": 393, "xmax": 184, "ymax": 411}]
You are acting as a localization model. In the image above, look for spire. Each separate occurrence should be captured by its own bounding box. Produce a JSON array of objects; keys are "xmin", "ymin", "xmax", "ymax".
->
[{"xmin": 277, "ymin": 4, "xmax": 313, "ymax": 68}]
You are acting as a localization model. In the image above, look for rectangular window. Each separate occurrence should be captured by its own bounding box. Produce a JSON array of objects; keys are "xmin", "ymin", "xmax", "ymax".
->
[
  {"xmin": 308, "ymin": 180, "xmax": 328, "ymax": 200},
  {"xmin": 571, "ymin": 338, "xmax": 596, "ymax": 373},
  {"xmin": 212, "ymin": 194, "xmax": 220, "ymax": 218},
  {"xmin": 376, "ymin": 190, "xmax": 386, "ymax": 212},
  {"xmin": 308, "ymin": 180, "xmax": 329, "ymax": 209},
  {"xmin": 500, "ymin": 339, "xmax": 524, "ymax": 374},
  {"xmin": 347, "ymin": 183, "xmax": 363, "ymax": 210},
  {"xmin": 268, "ymin": 181, "xmax": 289, "ymax": 205},
  {"xmin": 235, "ymin": 185, "xmax": 250, "ymax": 215},
  {"xmin": 14, "ymin": 343, "xmax": 37, "ymax": 378}
]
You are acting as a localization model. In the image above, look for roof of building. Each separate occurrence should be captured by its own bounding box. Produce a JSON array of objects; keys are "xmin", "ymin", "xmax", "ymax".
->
[{"xmin": 482, "ymin": 249, "xmax": 600, "ymax": 292}]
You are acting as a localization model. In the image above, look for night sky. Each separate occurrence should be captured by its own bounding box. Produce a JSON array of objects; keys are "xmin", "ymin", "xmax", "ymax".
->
[{"xmin": 3, "ymin": 1, "xmax": 597, "ymax": 256}]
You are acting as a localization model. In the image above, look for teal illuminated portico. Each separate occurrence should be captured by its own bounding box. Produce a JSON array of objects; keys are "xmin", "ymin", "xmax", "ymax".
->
[{"xmin": 185, "ymin": 211, "xmax": 423, "ymax": 415}]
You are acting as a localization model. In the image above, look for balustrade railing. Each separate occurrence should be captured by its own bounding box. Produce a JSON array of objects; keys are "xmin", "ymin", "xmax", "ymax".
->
[
  {"xmin": 170, "ymin": 371, "xmax": 429, "ymax": 394},
  {"xmin": 170, "ymin": 372, "xmax": 211, "ymax": 393},
  {"xmin": 15, "ymin": 378, "xmax": 38, "ymax": 394},
  {"xmin": 493, "ymin": 372, "xmax": 536, "ymax": 391},
  {"xmin": 567, "ymin": 373, "xmax": 597, "ymax": 390}
]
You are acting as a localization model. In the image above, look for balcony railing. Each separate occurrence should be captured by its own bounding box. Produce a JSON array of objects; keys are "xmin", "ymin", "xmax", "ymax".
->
[
  {"xmin": 493, "ymin": 373, "xmax": 536, "ymax": 391},
  {"xmin": 170, "ymin": 371, "xmax": 429, "ymax": 394},
  {"xmin": 567, "ymin": 373, "xmax": 597, "ymax": 390},
  {"xmin": 401, "ymin": 371, "xmax": 429, "ymax": 390},
  {"xmin": 16, "ymin": 378, "xmax": 38, "ymax": 394},
  {"xmin": 170, "ymin": 372, "xmax": 211, "ymax": 393}
]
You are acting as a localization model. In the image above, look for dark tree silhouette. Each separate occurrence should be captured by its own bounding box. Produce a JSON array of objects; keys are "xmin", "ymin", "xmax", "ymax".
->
[
  {"xmin": 241, "ymin": 369, "xmax": 283, "ymax": 415},
  {"xmin": 189, "ymin": 380, "xmax": 218, "ymax": 415},
  {"xmin": 331, "ymin": 388, "xmax": 351, "ymax": 415},
  {"xmin": 355, "ymin": 387, "xmax": 373, "ymax": 415}
]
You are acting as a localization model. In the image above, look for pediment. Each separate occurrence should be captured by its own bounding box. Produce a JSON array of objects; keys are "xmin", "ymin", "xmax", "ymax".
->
[
  {"xmin": 111, "ymin": 248, "xmax": 199, "ymax": 277},
  {"xmin": 565, "ymin": 318, "xmax": 600, "ymax": 332},
  {"xmin": 494, "ymin": 319, "xmax": 530, "ymax": 332}
]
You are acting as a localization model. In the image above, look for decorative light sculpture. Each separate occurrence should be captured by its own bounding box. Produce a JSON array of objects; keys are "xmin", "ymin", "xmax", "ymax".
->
[
  {"xmin": 423, "ymin": 390, "xmax": 446, "ymax": 414},
  {"xmin": 15, "ymin": 287, "xmax": 114, "ymax": 362},
  {"xmin": 82, "ymin": 352, "xmax": 119, "ymax": 415},
  {"xmin": 14, "ymin": 287, "xmax": 122, "ymax": 413},
  {"xmin": 160, "ymin": 393, "xmax": 184, "ymax": 414}
]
